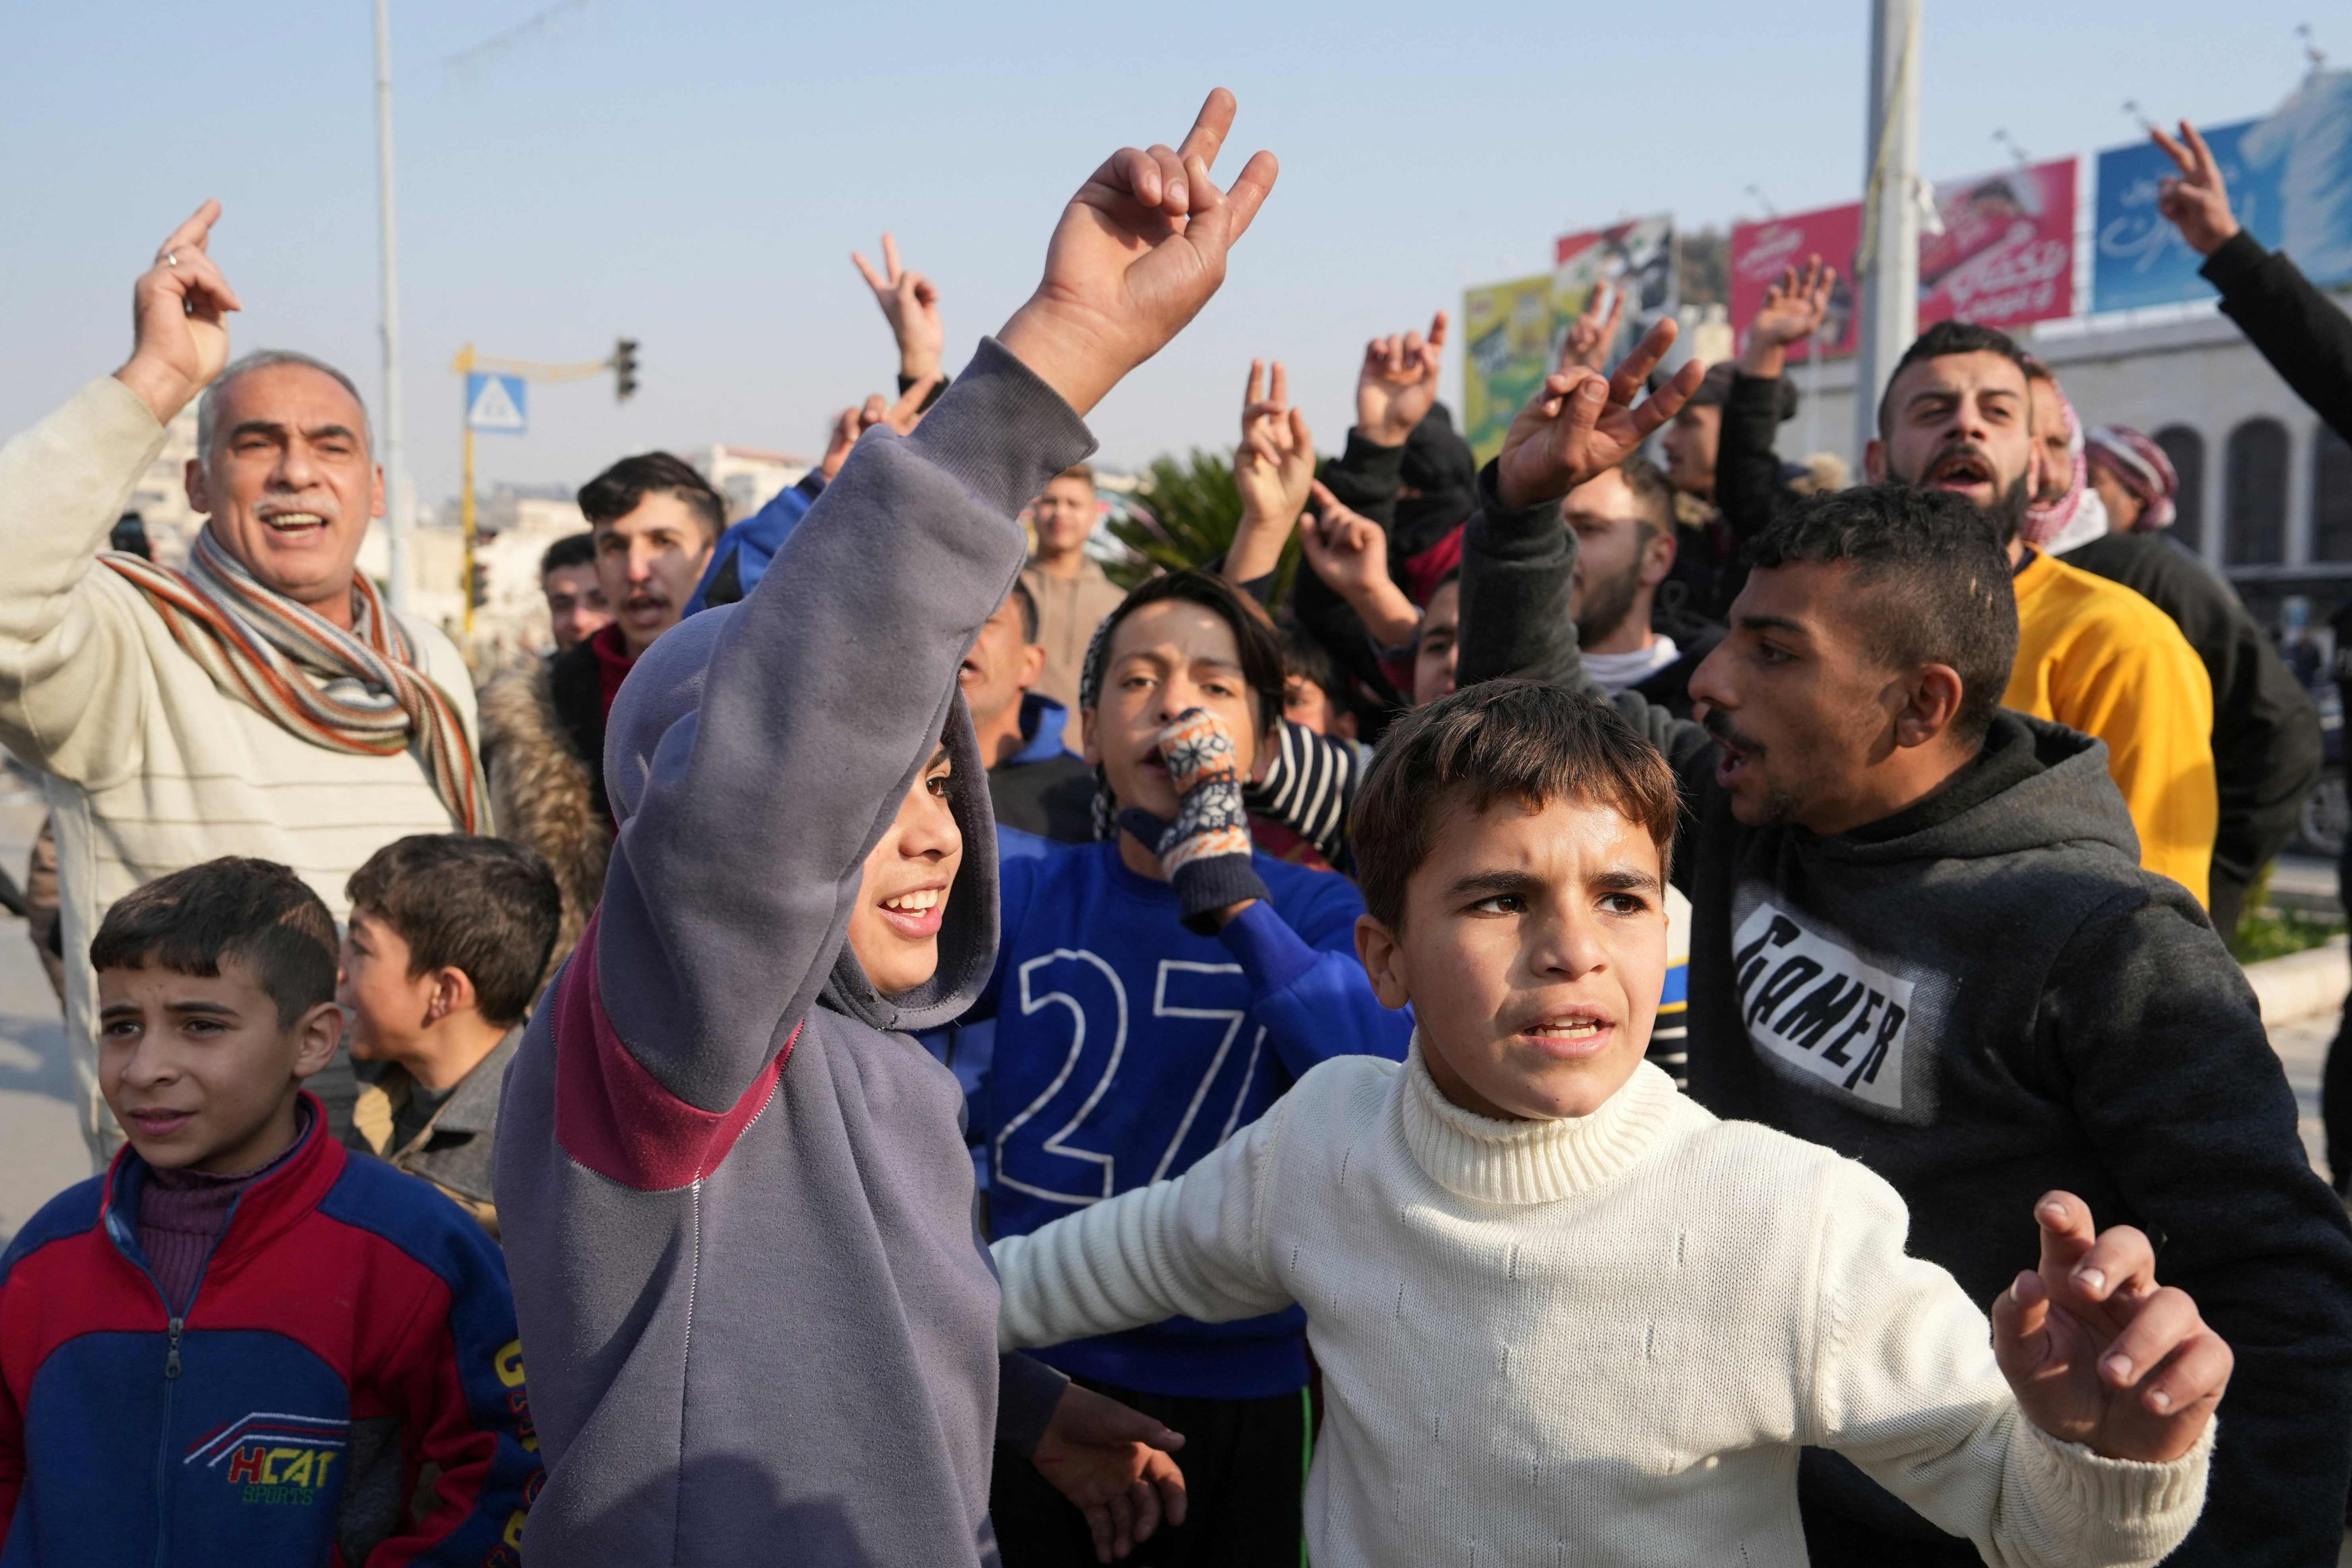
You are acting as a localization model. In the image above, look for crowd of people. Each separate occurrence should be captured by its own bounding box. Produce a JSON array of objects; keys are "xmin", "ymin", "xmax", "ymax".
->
[{"xmin": 1, "ymin": 91, "xmax": 2350, "ymax": 1567}]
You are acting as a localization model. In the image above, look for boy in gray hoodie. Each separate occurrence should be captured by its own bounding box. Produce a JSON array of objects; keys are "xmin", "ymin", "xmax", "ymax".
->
[{"xmin": 493, "ymin": 90, "xmax": 1281, "ymax": 1567}]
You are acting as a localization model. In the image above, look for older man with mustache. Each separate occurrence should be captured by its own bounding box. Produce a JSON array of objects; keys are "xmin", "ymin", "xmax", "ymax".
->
[{"xmin": 0, "ymin": 201, "xmax": 483, "ymax": 1166}]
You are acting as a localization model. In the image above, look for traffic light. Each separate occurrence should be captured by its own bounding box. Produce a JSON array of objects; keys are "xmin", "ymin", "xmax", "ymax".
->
[
  {"xmin": 613, "ymin": 338, "xmax": 639, "ymax": 403},
  {"xmin": 469, "ymin": 561, "xmax": 489, "ymax": 610}
]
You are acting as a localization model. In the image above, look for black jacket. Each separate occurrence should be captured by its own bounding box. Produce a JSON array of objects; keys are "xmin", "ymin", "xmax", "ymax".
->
[
  {"xmin": 1693, "ymin": 369, "xmax": 1805, "ymax": 620},
  {"xmin": 1458, "ymin": 461, "xmax": 2352, "ymax": 1567},
  {"xmin": 2203, "ymin": 231, "xmax": 2352, "ymax": 443},
  {"xmin": 2061, "ymin": 530, "xmax": 2322, "ymax": 896}
]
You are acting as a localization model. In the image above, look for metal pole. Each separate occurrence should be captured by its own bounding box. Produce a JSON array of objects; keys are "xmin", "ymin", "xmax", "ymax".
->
[
  {"xmin": 373, "ymin": 0, "xmax": 410, "ymax": 616},
  {"xmin": 1853, "ymin": 0, "xmax": 1922, "ymax": 467},
  {"xmin": 458, "ymin": 345, "xmax": 476, "ymax": 638}
]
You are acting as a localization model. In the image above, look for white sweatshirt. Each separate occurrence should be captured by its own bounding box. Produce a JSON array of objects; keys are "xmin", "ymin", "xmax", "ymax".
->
[
  {"xmin": 0, "ymin": 380, "xmax": 477, "ymax": 1161},
  {"xmin": 992, "ymin": 1044, "xmax": 2210, "ymax": 1568}
]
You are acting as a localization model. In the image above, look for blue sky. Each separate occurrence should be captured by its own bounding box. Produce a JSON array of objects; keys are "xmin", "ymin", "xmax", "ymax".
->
[{"xmin": 0, "ymin": 2, "xmax": 2332, "ymax": 507}]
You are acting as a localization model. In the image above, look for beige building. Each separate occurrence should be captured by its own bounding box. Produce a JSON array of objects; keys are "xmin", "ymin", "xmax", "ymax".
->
[
  {"xmin": 689, "ymin": 444, "xmax": 810, "ymax": 523},
  {"xmin": 118, "ymin": 405, "xmax": 202, "ymax": 569}
]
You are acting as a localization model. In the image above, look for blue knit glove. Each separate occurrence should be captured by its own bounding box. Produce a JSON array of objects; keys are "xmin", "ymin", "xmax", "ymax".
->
[{"xmin": 1118, "ymin": 708, "xmax": 1272, "ymax": 934}]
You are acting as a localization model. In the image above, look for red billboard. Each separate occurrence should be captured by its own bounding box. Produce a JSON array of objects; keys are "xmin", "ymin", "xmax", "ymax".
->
[{"xmin": 1730, "ymin": 157, "xmax": 2077, "ymax": 361}]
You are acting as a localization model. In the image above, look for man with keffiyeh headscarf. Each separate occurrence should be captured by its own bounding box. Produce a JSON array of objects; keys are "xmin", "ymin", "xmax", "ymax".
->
[{"xmin": 0, "ymin": 201, "xmax": 482, "ymax": 1168}]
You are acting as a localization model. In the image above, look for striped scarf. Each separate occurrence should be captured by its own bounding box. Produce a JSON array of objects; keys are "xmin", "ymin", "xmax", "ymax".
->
[{"xmin": 101, "ymin": 530, "xmax": 484, "ymax": 832}]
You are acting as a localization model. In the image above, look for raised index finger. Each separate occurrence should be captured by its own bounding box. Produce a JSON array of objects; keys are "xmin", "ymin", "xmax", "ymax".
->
[
  {"xmin": 2033, "ymin": 1190, "xmax": 2098, "ymax": 1279},
  {"xmin": 1176, "ymin": 87, "xmax": 1237, "ymax": 173},
  {"xmin": 159, "ymin": 198, "xmax": 223, "ymax": 259}
]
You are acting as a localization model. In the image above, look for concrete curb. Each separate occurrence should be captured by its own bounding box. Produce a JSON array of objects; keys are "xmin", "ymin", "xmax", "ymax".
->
[{"xmin": 2247, "ymin": 934, "xmax": 2351, "ymax": 1027}]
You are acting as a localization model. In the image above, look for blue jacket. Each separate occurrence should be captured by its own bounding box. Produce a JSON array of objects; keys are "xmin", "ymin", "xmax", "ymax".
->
[
  {"xmin": 967, "ymin": 839, "xmax": 1412, "ymax": 1399},
  {"xmin": 0, "ymin": 1099, "xmax": 539, "ymax": 1566},
  {"xmin": 683, "ymin": 471, "xmax": 824, "ymax": 615}
]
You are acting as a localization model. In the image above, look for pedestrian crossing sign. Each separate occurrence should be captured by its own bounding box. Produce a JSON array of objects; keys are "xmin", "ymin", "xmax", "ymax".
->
[{"xmin": 465, "ymin": 373, "xmax": 527, "ymax": 434}]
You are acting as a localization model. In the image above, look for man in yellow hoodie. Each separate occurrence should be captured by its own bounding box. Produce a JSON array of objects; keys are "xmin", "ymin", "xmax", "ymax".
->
[{"xmin": 1861, "ymin": 318, "xmax": 2215, "ymax": 907}]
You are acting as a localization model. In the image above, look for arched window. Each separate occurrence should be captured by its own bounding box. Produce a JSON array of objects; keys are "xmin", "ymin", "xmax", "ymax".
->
[
  {"xmin": 2224, "ymin": 418, "xmax": 2289, "ymax": 566},
  {"xmin": 2315, "ymin": 424, "xmax": 2352, "ymax": 563},
  {"xmin": 2152, "ymin": 426, "xmax": 2204, "ymax": 552}
]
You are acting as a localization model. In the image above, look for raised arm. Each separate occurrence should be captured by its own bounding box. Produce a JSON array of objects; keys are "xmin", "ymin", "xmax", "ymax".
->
[
  {"xmin": 594, "ymin": 91, "xmax": 1280, "ymax": 1117},
  {"xmin": 1222, "ymin": 359, "xmax": 1314, "ymax": 589},
  {"xmin": 2156, "ymin": 121, "xmax": 2352, "ymax": 443},
  {"xmin": 0, "ymin": 201, "xmax": 242, "ymax": 781},
  {"xmin": 1718, "ymin": 257, "xmax": 1833, "ymax": 544},
  {"xmin": 852, "ymin": 232, "xmax": 949, "ymax": 403}
]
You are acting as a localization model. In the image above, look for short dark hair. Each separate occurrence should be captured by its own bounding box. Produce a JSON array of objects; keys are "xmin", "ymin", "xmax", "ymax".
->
[
  {"xmin": 1616, "ymin": 456, "xmax": 1675, "ymax": 541},
  {"xmin": 1353, "ymin": 681, "xmax": 1680, "ymax": 933},
  {"xmin": 577, "ymin": 453, "xmax": 725, "ymax": 542},
  {"xmin": 1878, "ymin": 319, "xmax": 2034, "ymax": 438},
  {"xmin": 1007, "ymin": 578, "xmax": 1040, "ymax": 644},
  {"xmin": 541, "ymin": 531, "xmax": 597, "ymax": 577},
  {"xmin": 91, "ymin": 859, "xmax": 338, "ymax": 1029},
  {"xmin": 1280, "ymin": 623, "xmax": 1346, "ymax": 704},
  {"xmin": 346, "ymin": 836, "xmax": 562, "ymax": 1029},
  {"xmin": 1079, "ymin": 570, "xmax": 1286, "ymax": 739},
  {"xmin": 1747, "ymin": 482, "xmax": 2018, "ymax": 744}
]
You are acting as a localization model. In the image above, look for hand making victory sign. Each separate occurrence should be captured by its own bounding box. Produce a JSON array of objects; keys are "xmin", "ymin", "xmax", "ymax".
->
[
  {"xmin": 1739, "ymin": 254, "xmax": 1836, "ymax": 379},
  {"xmin": 114, "ymin": 199, "xmax": 245, "ymax": 426},
  {"xmin": 997, "ymin": 87, "xmax": 1279, "ymax": 419},
  {"xmin": 851, "ymin": 233, "xmax": 947, "ymax": 385},
  {"xmin": 2150, "ymin": 119, "xmax": 2242, "ymax": 258},
  {"xmin": 1493, "ymin": 316, "xmax": 1704, "ymax": 509},
  {"xmin": 1990, "ymin": 1192, "xmax": 2233, "ymax": 1462},
  {"xmin": 1224, "ymin": 357, "xmax": 1316, "ymax": 585},
  {"xmin": 1357, "ymin": 311, "xmax": 1448, "ymax": 446},
  {"xmin": 1559, "ymin": 286, "xmax": 1626, "ymax": 374}
]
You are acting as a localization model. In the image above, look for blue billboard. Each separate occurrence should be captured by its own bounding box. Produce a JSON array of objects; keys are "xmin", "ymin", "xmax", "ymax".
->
[{"xmin": 2094, "ymin": 70, "xmax": 2352, "ymax": 313}]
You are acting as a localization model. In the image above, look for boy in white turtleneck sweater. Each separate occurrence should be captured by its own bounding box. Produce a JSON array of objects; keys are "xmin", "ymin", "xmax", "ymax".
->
[{"xmin": 992, "ymin": 680, "xmax": 2231, "ymax": 1568}]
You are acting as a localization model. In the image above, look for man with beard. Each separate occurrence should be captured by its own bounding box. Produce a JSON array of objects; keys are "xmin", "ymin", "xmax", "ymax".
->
[
  {"xmin": 1566, "ymin": 455, "xmax": 1720, "ymax": 716},
  {"xmin": 1864, "ymin": 322, "xmax": 2216, "ymax": 906},
  {"xmin": 1459, "ymin": 338, "xmax": 2352, "ymax": 1568},
  {"xmin": 478, "ymin": 453, "xmax": 721, "ymax": 975},
  {"xmin": 1728, "ymin": 316, "xmax": 2218, "ymax": 905}
]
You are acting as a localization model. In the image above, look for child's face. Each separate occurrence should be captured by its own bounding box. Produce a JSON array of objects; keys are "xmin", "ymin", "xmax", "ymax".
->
[
  {"xmin": 1412, "ymin": 581, "xmax": 1459, "ymax": 708},
  {"xmin": 98, "ymin": 957, "xmax": 341, "ymax": 1174},
  {"xmin": 339, "ymin": 908, "xmax": 438, "ymax": 1065},
  {"xmin": 1283, "ymin": 675, "xmax": 1357, "ymax": 740},
  {"xmin": 848, "ymin": 746, "xmax": 964, "ymax": 996},
  {"xmin": 1356, "ymin": 792, "xmax": 1666, "ymax": 1121},
  {"xmin": 1084, "ymin": 600, "xmax": 1262, "ymax": 820}
]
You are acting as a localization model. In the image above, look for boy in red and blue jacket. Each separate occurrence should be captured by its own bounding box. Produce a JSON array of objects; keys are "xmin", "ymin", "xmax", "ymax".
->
[{"xmin": 0, "ymin": 856, "xmax": 538, "ymax": 1566}]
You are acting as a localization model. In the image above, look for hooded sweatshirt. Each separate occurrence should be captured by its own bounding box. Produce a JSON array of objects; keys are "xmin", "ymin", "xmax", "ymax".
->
[
  {"xmin": 1456, "ymin": 466, "xmax": 2352, "ymax": 1567},
  {"xmin": 493, "ymin": 339, "xmax": 1094, "ymax": 1567}
]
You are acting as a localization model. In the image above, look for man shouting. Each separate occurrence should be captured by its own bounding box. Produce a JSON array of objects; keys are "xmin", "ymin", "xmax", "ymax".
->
[{"xmin": 0, "ymin": 201, "xmax": 482, "ymax": 1165}]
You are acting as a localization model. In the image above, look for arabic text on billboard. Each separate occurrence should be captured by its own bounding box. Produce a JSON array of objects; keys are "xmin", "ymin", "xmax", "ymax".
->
[
  {"xmin": 2094, "ymin": 71, "xmax": 2352, "ymax": 312},
  {"xmin": 1729, "ymin": 159, "xmax": 2077, "ymax": 360}
]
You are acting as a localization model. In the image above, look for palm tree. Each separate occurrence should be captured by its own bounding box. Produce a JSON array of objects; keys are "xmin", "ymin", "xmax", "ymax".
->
[{"xmin": 1106, "ymin": 449, "xmax": 1302, "ymax": 597}]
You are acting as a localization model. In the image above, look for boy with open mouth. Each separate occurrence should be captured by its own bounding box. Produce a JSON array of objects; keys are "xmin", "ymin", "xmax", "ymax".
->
[{"xmin": 992, "ymin": 679, "xmax": 2227, "ymax": 1568}]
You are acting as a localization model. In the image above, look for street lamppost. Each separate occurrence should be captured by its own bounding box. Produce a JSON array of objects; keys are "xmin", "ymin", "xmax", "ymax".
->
[
  {"xmin": 373, "ymin": 0, "xmax": 411, "ymax": 615},
  {"xmin": 1853, "ymin": 0, "xmax": 1923, "ymax": 464}
]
